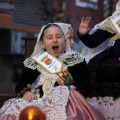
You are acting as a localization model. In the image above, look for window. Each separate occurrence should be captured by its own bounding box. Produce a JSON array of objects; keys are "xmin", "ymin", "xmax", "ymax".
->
[
  {"xmin": 75, "ymin": 0, "xmax": 98, "ymax": 9},
  {"xmin": 12, "ymin": 0, "xmax": 53, "ymax": 28}
]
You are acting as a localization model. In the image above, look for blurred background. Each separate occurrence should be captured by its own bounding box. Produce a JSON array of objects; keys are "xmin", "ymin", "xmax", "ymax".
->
[{"xmin": 0, "ymin": 0, "xmax": 119, "ymax": 106}]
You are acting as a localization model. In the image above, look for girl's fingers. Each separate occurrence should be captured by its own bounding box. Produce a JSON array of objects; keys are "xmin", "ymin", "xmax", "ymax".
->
[
  {"xmin": 30, "ymin": 94, "xmax": 37, "ymax": 100},
  {"xmin": 33, "ymin": 93, "xmax": 38, "ymax": 100},
  {"xmin": 84, "ymin": 17, "xmax": 91, "ymax": 24},
  {"xmin": 23, "ymin": 92, "xmax": 36, "ymax": 102},
  {"xmin": 24, "ymin": 96, "xmax": 30, "ymax": 101},
  {"xmin": 87, "ymin": 17, "xmax": 91, "ymax": 23},
  {"xmin": 24, "ymin": 95, "xmax": 31, "ymax": 102},
  {"xmin": 84, "ymin": 17, "xmax": 88, "ymax": 23}
]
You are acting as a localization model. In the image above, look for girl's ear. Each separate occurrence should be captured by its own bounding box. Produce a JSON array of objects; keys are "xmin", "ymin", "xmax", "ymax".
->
[{"xmin": 40, "ymin": 41, "xmax": 45, "ymax": 49}]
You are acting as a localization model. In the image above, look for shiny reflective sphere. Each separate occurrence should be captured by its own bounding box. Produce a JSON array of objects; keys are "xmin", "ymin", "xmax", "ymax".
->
[{"xmin": 19, "ymin": 106, "xmax": 46, "ymax": 120}]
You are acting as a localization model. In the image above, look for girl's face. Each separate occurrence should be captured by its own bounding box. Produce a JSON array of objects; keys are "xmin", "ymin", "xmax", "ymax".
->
[
  {"xmin": 66, "ymin": 29, "xmax": 74, "ymax": 48},
  {"xmin": 40, "ymin": 26, "xmax": 66, "ymax": 57}
]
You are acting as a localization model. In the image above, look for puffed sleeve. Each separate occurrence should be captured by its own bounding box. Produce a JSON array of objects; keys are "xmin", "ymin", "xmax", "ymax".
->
[
  {"xmin": 77, "ymin": 29, "xmax": 114, "ymax": 48},
  {"xmin": 15, "ymin": 65, "xmax": 40, "ymax": 97}
]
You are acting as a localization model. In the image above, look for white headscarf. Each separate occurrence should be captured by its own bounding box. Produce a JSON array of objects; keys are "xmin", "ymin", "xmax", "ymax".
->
[
  {"xmin": 54, "ymin": 22, "xmax": 72, "ymax": 36},
  {"xmin": 31, "ymin": 23, "xmax": 71, "ymax": 57}
]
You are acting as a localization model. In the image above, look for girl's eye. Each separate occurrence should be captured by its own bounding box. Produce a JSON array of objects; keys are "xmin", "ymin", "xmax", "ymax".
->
[
  {"xmin": 47, "ymin": 37, "xmax": 52, "ymax": 39},
  {"xmin": 57, "ymin": 35, "xmax": 62, "ymax": 38},
  {"xmin": 68, "ymin": 37, "xmax": 72, "ymax": 40}
]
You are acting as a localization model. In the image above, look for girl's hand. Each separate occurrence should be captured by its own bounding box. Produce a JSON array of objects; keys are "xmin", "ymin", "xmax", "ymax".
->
[
  {"xmin": 23, "ymin": 91, "xmax": 37, "ymax": 102},
  {"xmin": 78, "ymin": 17, "xmax": 91, "ymax": 35}
]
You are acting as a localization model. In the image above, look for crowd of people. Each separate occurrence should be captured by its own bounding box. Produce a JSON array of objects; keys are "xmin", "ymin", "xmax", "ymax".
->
[{"xmin": 0, "ymin": 0, "xmax": 120, "ymax": 120}]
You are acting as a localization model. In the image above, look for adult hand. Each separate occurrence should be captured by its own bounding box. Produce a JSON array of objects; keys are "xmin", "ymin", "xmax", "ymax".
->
[
  {"xmin": 23, "ymin": 91, "xmax": 37, "ymax": 102},
  {"xmin": 78, "ymin": 17, "xmax": 91, "ymax": 35}
]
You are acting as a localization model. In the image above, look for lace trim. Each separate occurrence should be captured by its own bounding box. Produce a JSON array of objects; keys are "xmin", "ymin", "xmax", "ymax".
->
[
  {"xmin": 97, "ymin": 96, "xmax": 115, "ymax": 106},
  {"xmin": 0, "ymin": 98, "xmax": 43, "ymax": 120},
  {"xmin": 59, "ymin": 52, "xmax": 84, "ymax": 67},
  {"xmin": 24, "ymin": 52, "xmax": 84, "ymax": 70},
  {"xmin": 1, "ymin": 86, "xmax": 69, "ymax": 120},
  {"xmin": 106, "ymin": 116, "xmax": 120, "ymax": 120},
  {"xmin": 24, "ymin": 58, "xmax": 43, "ymax": 73}
]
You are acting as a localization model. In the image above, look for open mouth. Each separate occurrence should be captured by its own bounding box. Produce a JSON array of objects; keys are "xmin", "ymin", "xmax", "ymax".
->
[
  {"xmin": 52, "ymin": 45, "xmax": 59, "ymax": 53},
  {"xmin": 52, "ymin": 45, "xmax": 59, "ymax": 51}
]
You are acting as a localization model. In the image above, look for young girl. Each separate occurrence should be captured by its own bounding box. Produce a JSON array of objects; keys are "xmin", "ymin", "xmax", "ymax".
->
[{"xmin": 0, "ymin": 23, "xmax": 105, "ymax": 120}]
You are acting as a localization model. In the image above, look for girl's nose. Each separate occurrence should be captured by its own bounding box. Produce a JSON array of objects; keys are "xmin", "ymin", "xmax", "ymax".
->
[
  {"xmin": 72, "ymin": 39, "xmax": 74, "ymax": 45},
  {"xmin": 53, "ymin": 37, "xmax": 57, "ymax": 42}
]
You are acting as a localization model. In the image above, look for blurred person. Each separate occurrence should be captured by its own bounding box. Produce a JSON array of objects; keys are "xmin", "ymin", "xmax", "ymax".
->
[{"xmin": 77, "ymin": 0, "xmax": 120, "ymax": 119}]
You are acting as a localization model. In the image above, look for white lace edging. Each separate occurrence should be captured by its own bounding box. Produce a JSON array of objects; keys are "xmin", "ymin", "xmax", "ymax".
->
[
  {"xmin": 23, "ymin": 58, "xmax": 43, "ymax": 73},
  {"xmin": 59, "ymin": 52, "xmax": 84, "ymax": 67},
  {"xmin": 24, "ymin": 52, "xmax": 84, "ymax": 71},
  {"xmin": 0, "ymin": 86, "xmax": 69, "ymax": 120}
]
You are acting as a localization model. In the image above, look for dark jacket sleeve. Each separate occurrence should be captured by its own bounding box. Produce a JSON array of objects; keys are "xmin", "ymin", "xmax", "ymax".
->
[
  {"xmin": 68, "ymin": 60, "xmax": 94, "ymax": 98},
  {"xmin": 77, "ymin": 29, "xmax": 114, "ymax": 48},
  {"xmin": 15, "ymin": 65, "xmax": 40, "ymax": 95}
]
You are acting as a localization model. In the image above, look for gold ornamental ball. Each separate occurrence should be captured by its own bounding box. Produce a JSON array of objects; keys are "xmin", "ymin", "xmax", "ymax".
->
[{"xmin": 18, "ymin": 106, "xmax": 46, "ymax": 120}]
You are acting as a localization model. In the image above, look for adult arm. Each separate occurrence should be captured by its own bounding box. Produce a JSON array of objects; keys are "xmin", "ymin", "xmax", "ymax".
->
[
  {"xmin": 78, "ymin": 17, "xmax": 114, "ymax": 48},
  {"xmin": 77, "ymin": 29, "xmax": 114, "ymax": 48}
]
